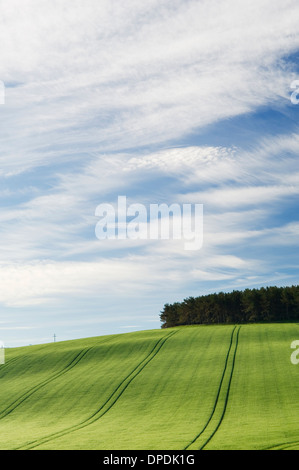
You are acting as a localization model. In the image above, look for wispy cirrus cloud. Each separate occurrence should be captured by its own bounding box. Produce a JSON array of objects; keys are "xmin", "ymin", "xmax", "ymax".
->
[{"xmin": 0, "ymin": 0, "xmax": 299, "ymax": 175}]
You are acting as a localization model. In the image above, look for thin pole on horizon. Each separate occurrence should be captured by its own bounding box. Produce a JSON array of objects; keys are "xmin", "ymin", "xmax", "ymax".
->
[{"xmin": 53, "ymin": 333, "xmax": 56, "ymax": 343}]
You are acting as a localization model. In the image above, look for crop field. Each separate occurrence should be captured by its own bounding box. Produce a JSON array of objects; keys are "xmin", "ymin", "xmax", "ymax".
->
[{"xmin": 0, "ymin": 323, "xmax": 298, "ymax": 450}]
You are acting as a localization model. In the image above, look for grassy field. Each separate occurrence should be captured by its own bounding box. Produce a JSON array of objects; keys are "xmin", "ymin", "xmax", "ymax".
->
[{"xmin": 0, "ymin": 323, "xmax": 298, "ymax": 450}]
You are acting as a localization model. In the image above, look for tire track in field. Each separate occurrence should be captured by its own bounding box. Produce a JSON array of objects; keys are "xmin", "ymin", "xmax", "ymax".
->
[
  {"xmin": 18, "ymin": 329, "xmax": 178, "ymax": 450},
  {"xmin": 265, "ymin": 439, "xmax": 299, "ymax": 450},
  {"xmin": 279, "ymin": 440, "xmax": 299, "ymax": 450},
  {"xmin": 185, "ymin": 325, "xmax": 240, "ymax": 451},
  {"xmin": 184, "ymin": 325, "xmax": 237, "ymax": 450},
  {"xmin": 0, "ymin": 344, "xmax": 51, "ymax": 376},
  {"xmin": 0, "ymin": 348, "xmax": 93, "ymax": 420},
  {"xmin": 0, "ymin": 356, "xmax": 22, "ymax": 371},
  {"xmin": 199, "ymin": 326, "xmax": 240, "ymax": 450},
  {"xmin": 0, "ymin": 336, "xmax": 118, "ymax": 421}
]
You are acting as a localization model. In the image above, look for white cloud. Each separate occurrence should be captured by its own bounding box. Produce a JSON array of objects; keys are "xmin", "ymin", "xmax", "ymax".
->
[
  {"xmin": 0, "ymin": 250, "xmax": 261, "ymax": 308},
  {"xmin": 184, "ymin": 184, "xmax": 299, "ymax": 209},
  {"xmin": 0, "ymin": 130, "xmax": 298, "ymax": 265},
  {"xmin": 0, "ymin": 0, "xmax": 299, "ymax": 174}
]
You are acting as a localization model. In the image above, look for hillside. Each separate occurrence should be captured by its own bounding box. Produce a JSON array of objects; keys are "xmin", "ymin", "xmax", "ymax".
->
[{"xmin": 0, "ymin": 324, "xmax": 298, "ymax": 450}]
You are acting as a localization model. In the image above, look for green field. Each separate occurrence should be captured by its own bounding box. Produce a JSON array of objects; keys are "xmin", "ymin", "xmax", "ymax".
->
[{"xmin": 0, "ymin": 323, "xmax": 298, "ymax": 450}]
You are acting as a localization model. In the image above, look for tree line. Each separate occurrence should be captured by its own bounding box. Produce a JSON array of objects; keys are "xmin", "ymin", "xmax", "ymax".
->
[{"xmin": 160, "ymin": 285, "xmax": 299, "ymax": 328}]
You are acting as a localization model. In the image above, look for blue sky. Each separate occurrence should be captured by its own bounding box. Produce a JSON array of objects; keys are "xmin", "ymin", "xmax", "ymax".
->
[{"xmin": 1, "ymin": 0, "xmax": 299, "ymax": 346}]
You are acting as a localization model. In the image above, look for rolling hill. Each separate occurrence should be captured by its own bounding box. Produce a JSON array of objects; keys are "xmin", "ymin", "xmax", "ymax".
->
[{"xmin": 0, "ymin": 323, "xmax": 298, "ymax": 450}]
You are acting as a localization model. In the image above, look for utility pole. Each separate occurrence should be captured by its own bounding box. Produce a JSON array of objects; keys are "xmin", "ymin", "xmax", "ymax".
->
[{"xmin": 53, "ymin": 333, "xmax": 56, "ymax": 343}]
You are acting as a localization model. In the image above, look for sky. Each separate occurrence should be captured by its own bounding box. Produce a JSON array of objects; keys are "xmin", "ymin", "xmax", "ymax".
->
[{"xmin": 1, "ymin": 0, "xmax": 299, "ymax": 347}]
